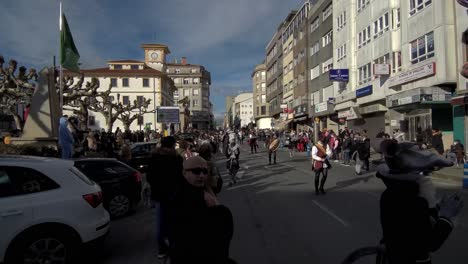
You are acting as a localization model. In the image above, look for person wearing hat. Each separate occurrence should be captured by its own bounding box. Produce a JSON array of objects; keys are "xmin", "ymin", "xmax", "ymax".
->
[
  {"xmin": 168, "ymin": 156, "xmax": 234, "ymax": 264},
  {"xmin": 147, "ymin": 136, "xmax": 184, "ymax": 259},
  {"xmin": 266, "ymin": 134, "xmax": 280, "ymax": 165}
]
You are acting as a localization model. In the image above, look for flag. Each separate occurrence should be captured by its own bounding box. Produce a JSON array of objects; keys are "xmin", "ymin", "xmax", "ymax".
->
[{"xmin": 60, "ymin": 12, "xmax": 80, "ymax": 72}]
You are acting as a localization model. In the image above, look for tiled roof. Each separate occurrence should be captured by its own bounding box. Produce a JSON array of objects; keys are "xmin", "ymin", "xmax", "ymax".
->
[{"xmin": 107, "ymin": 60, "xmax": 144, "ymax": 63}]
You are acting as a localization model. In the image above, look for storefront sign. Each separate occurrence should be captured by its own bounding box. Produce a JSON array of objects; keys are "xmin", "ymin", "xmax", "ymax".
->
[
  {"xmin": 329, "ymin": 69, "xmax": 349, "ymax": 82},
  {"xmin": 338, "ymin": 107, "xmax": 360, "ymax": 120},
  {"xmin": 398, "ymin": 96, "xmax": 413, "ymax": 105},
  {"xmin": 373, "ymin": 64, "xmax": 390, "ymax": 75},
  {"xmin": 388, "ymin": 62, "xmax": 436, "ymax": 87},
  {"xmin": 356, "ymin": 85, "xmax": 373, "ymax": 98},
  {"xmin": 315, "ymin": 102, "xmax": 328, "ymax": 113}
]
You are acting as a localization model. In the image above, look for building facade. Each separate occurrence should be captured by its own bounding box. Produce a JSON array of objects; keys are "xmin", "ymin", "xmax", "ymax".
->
[
  {"xmin": 266, "ymin": 12, "xmax": 296, "ymax": 130},
  {"xmin": 234, "ymin": 93, "xmax": 254, "ymax": 128},
  {"xmin": 224, "ymin": 96, "xmax": 235, "ymax": 129},
  {"xmin": 252, "ymin": 63, "xmax": 272, "ymax": 129},
  {"xmin": 166, "ymin": 57, "xmax": 213, "ymax": 130},
  {"xmin": 64, "ymin": 44, "xmax": 176, "ymax": 132}
]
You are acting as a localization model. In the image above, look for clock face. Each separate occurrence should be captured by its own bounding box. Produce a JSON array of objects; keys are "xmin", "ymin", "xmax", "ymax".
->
[{"xmin": 150, "ymin": 51, "xmax": 159, "ymax": 60}]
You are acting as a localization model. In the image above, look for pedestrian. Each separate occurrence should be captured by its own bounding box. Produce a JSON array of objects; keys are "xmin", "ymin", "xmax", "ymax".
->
[
  {"xmin": 249, "ymin": 132, "xmax": 257, "ymax": 154},
  {"xmin": 311, "ymin": 140, "xmax": 331, "ymax": 195},
  {"xmin": 377, "ymin": 139, "xmax": 463, "ymax": 264},
  {"xmin": 227, "ymin": 140, "xmax": 240, "ymax": 185},
  {"xmin": 342, "ymin": 134, "xmax": 352, "ymax": 166},
  {"xmin": 361, "ymin": 134, "xmax": 371, "ymax": 171},
  {"xmin": 267, "ymin": 134, "xmax": 280, "ymax": 165},
  {"xmin": 198, "ymin": 143, "xmax": 223, "ymax": 194},
  {"xmin": 146, "ymin": 136, "xmax": 184, "ymax": 259},
  {"xmin": 58, "ymin": 116, "xmax": 74, "ymax": 159},
  {"xmin": 168, "ymin": 156, "xmax": 235, "ymax": 264},
  {"xmin": 431, "ymin": 128, "xmax": 444, "ymax": 155}
]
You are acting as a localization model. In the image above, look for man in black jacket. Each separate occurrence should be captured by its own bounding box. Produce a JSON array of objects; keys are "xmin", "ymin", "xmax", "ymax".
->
[
  {"xmin": 169, "ymin": 156, "xmax": 234, "ymax": 264},
  {"xmin": 147, "ymin": 136, "xmax": 184, "ymax": 258}
]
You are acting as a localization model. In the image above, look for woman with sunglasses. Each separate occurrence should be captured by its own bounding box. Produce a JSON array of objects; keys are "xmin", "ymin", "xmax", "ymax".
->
[{"xmin": 168, "ymin": 156, "xmax": 235, "ymax": 264}]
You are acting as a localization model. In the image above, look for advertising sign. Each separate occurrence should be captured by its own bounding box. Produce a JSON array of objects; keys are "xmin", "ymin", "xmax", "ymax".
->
[
  {"xmin": 388, "ymin": 62, "xmax": 436, "ymax": 87},
  {"xmin": 329, "ymin": 69, "xmax": 349, "ymax": 82},
  {"xmin": 356, "ymin": 85, "xmax": 373, "ymax": 98},
  {"xmin": 338, "ymin": 107, "xmax": 360, "ymax": 120},
  {"xmin": 157, "ymin": 106, "xmax": 180, "ymax": 123},
  {"xmin": 373, "ymin": 64, "xmax": 391, "ymax": 75},
  {"xmin": 315, "ymin": 102, "xmax": 328, "ymax": 113}
]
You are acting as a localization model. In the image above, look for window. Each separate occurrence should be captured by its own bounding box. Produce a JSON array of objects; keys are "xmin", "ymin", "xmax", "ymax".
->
[
  {"xmin": 322, "ymin": 3, "xmax": 332, "ymax": 21},
  {"xmin": 192, "ymin": 99, "xmax": 199, "ymax": 107},
  {"xmin": 256, "ymin": 84, "xmax": 259, "ymax": 92},
  {"xmin": 310, "ymin": 42, "xmax": 320, "ymax": 56},
  {"xmin": 123, "ymin": 96, "xmax": 130, "ymax": 105},
  {"xmin": 359, "ymin": 63, "xmax": 372, "ymax": 84},
  {"xmin": 289, "ymin": 62, "xmax": 293, "ymax": 71},
  {"xmin": 322, "ymin": 58, "xmax": 333, "ymax": 73},
  {"xmin": 131, "ymin": 65, "xmax": 139, "ymax": 70},
  {"xmin": 256, "ymin": 95, "xmax": 260, "ymax": 103},
  {"xmin": 191, "ymin": 68, "xmax": 197, "ymax": 73},
  {"xmin": 261, "ymin": 83, "xmax": 266, "ymax": 92},
  {"xmin": 410, "ymin": 32, "xmax": 434, "ymax": 64},
  {"xmin": 357, "ymin": 0, "xmax": 370, "ymax": 13},
  {"xmin": 322, "ymin": 30, "xmax": 333, "ymax": 47},
  {"xmin": 261, "ymin": 106, "xmax": 266, "ymax": 115},
  {"xmin": 337, "ymin": 11, "xmax": 346, "ymax": 30},
  {"xmin": 337, "ymin": 44, "xmax": 347, "ymax": 61},
  {"xmin": 183, "ymin": 78, "xmax": 190, "ymax": 84},
  {"xmin": 143, "ymin": 78, "xmax": 149, "ymax": 87},
  {"xmin": 184, "ymin": 89, "xmax": 190, "ymax": 96},
  {"xmin": 110, "ymin": 78, "xmax": 117, "ymax": 87},
  {"xmin": 310, "ymin": 17, "xmax": 319, "ymax": 32},
  {"xmin": 193, "ymin": 89, "xmax": 199, "ymax": 95},
  {"xmin": 392, "ymin": 51, "xmax": 402, "ymax": 73},
  {"xmin": 358, "ymin": 26, "xmax": 371, "ymax": 48},
  {"xmin": 114, "ymin": 65, "xmax": 122, "ymax": 70},
  {"xmin": 409, "ymin": 0, "xmax": 432, "ymax": 16},
  {"xmin": 122, "ymin": 78, "xmax": 129, "ymax": 87},
  {"xmin": 175, "ymin": 69, "xmax": 181, "ymax": 74},
  {"xmin": 311, "ymin": 65, "xmax": 320, "ymax": 80},
  {"xmin": 193, "ymin": 78, "xmax": 199, "ymax": 84},
  {"xmin": 0, "ymin": 167, "xmax": 60, "ymax": 198},
  {"xmin": 87, "ymin": 115, "xmax": 95, "ymax": 126},
  {"xmin": 373, "ymin": 13, "xmax": 389, "ymax": 38},
  {"xmin": 261, "ymin": 95, "xmax": 266, "ymax": 104},
  {"xmin": 374, "ymin": 53, "xmax": 390, "ymax": 65},
  {"xmin": 393, "ymin": 9, "xmax": 401, "ymax": 29},
  {"xmin": 136, "ymin": 96, "xmax": 144, "ymax": 105},
  {"xmin": 299, "ymin": 29, "xmax": 304, "ymax": 40}
]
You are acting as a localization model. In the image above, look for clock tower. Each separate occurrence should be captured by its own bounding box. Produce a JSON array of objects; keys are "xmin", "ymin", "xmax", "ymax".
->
[{"xmin": 141, "ymin": 43, "xmax": 171, "ymax": 72}]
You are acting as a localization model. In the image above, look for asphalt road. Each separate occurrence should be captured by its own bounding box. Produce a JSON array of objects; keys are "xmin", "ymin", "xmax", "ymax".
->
[{"xmin": 92, "ymin": 143, "xmax": 468, "ymax": 264}]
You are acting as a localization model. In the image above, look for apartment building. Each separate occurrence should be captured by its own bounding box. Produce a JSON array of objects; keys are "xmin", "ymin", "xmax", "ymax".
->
[
  {"xmin": 252, "ymin": 63, "xmax": 271, "ymax": 129},
  {"xmin": 308, "ymin": 0, "xmax": 335, "ymax": 138},
  {"xmin": 265, "ymin": 11, "xmax": 295, "ymax": 130},
  {"xmin": 386, "ymin": 0, "xmax": 458, "ymax": 147},
  {"xmin": 282, "ymin": 1, "xmax": 311, "ymax": 129},
  {"xmin": 166, "ymin": 58, "xmax": 213, "ymax": 130},
  {"xmin": 234, "ymin": 93, "xmax": 254, "ymax": 128}
]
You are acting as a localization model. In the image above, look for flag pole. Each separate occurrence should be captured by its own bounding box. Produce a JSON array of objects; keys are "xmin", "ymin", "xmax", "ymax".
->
[{"xmin": 59, "ymin": 1, "xmax": 63, "ymax": 114}]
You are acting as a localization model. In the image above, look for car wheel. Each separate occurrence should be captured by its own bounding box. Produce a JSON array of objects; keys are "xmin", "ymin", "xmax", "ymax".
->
[
  {"xmin": 5, "ymin": 227, "xmax": 80, "ymax": 264},
  {"xmin": 108, "ymin": 194, "xmax": 131, "ymax": 218}
]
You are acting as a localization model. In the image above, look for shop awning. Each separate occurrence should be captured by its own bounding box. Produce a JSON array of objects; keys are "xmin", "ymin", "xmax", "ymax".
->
[{"xmin": 451, "ymin": 95, "xmax": 468, "ymax": 106}]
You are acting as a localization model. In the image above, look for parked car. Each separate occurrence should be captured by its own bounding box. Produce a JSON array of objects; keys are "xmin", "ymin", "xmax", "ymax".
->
[
  {"xmin": 129, "ymin": 142, "xmax": 158, "ymax": 173},
  {"xmin": 0, "ymin": 155, "xmax": 110, "ymax": 264},
  {"xmin": 73, "ymin": 158, "xmax": 142, "ymax": 218}
]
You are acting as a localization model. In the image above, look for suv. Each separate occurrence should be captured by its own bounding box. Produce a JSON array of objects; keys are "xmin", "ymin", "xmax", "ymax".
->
[
  {"xmin": 0, "ymin": 156, "xmax": 110, "ymax": 264},
  {"xmin": 74, "ymin": 158, "xmax": 142, "ymax": 218}
]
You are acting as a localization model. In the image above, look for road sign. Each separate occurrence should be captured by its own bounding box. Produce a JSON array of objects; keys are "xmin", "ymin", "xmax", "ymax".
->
[{"xmin": 157, "ymin": 107, "xmax": 180, "ymax": 123}]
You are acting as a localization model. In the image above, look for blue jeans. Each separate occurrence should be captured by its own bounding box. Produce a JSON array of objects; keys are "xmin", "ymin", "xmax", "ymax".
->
[
  {"xmin": 154, "ymin": 201, "xmax": 169, "ymax": 253},
  {"xmin": 343, "ymin": 150, "xmax": 351, "ymax": 164}
]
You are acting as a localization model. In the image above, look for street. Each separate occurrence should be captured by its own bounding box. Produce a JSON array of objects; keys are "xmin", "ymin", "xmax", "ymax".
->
[{"xmin": 93, "ymin": 143, "xmax": 468, "ymax": 264}]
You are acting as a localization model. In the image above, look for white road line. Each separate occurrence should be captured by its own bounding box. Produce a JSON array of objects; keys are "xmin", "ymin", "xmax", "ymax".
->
[{"xmin": 312, "ymin": 200, "xmax": 350, "ymax": 227}]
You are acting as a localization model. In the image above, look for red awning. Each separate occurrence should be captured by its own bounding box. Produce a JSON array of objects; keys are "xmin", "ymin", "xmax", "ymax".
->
[{"xmin": 451, "ymin": 95, "xmax": 468, "ymax": 106}]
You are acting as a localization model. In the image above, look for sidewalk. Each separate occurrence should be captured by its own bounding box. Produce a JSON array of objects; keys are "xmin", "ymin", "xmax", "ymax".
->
[{"xmin": 432, "ymin": 166, "xmax": 464, "ymax": 185}]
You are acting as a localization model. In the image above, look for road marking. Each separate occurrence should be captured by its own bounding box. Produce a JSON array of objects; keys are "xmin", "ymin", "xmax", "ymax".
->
[{"xmin": 312, "ymin": 200, "xmax": 349, "ymax": 227}]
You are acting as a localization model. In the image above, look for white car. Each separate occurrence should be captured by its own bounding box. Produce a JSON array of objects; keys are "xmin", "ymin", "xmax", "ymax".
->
[{"xmin": 0, "ymin": 156, "xmax": 110, "ymax": 264}]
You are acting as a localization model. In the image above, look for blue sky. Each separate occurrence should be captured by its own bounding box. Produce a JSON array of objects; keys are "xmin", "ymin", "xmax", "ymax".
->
[{"xmin": 1, "ymin": 0, "xmax": 304, "ymax": 118}]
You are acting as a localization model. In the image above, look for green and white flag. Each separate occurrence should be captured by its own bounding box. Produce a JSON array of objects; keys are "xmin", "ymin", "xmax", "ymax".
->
[{"xmin": 60, "ymin": 11, "xmax": 80, "ymax": 72}]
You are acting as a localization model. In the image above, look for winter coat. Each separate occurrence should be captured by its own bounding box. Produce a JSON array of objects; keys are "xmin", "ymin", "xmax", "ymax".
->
[
  {"xmin": 377, "ymin": 174, "xmax": 453, "ymax": 264},
  {"xmin": 431, "ymin": 132, "xmax": 444, "ymax": 155},
  {"xmin": 146, "ymin": 147, "xmax": 184, "ymax": 202},
  {"xmin": 342, "ymin": 138, "xmax": 352, "ymax": 150},
  {"xmin": 168, "ymin": 179, "xmax": 233, "ymax": 264}
]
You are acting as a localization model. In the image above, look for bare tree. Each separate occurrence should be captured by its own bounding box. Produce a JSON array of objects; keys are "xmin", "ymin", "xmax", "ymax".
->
[
  {"xmin": 0, "ymin": 55, "xmax": 38, "ymax": 131},
  {"xmin": 117, "ymin": 97, "xmax": 152, "ymax": 131}
]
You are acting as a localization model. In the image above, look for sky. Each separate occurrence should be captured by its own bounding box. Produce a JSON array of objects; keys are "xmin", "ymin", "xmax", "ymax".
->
[{"xmin": 1, "ymin": 0, "xmax": 304, "ymax": 118}]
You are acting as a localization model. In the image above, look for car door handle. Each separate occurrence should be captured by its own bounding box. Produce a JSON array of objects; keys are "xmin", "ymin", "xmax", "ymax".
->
[{"xmin": 1, "ymin": 210, "xmax": 23, "ymax": 217}]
